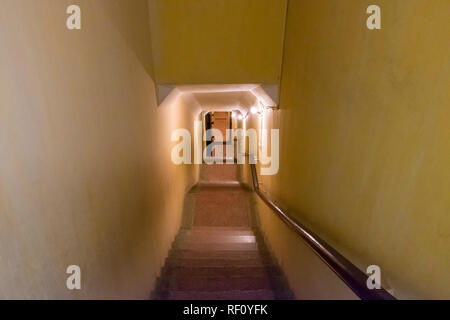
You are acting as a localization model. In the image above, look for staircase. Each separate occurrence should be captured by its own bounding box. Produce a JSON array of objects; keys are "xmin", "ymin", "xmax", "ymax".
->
[{"xmin": 152, "ymin": 163, "xmax": 293, "ymax": 300}]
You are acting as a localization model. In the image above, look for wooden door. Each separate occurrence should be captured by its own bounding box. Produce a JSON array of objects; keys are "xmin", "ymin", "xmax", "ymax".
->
[{"xmin": 212, "ymin": 112, "xmax": 231, "ymax": 142}]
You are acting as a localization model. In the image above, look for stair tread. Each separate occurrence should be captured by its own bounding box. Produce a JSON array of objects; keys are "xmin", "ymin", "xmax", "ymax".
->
[
  {"xmin": 165, "ymin": 266, "xmax": 278, "ymax": 277},
  {"xmin": 179, "ymin": 229, "xmax": 255, "ymax": 236},
  {"xmin": 166, "ymin": 257, "xmax": 274, "ymax": 268},
  {"xmin": 168, "ymin": 289, "xmax": 276, "ymax": 300},
  {"xmin": 188, "ymin": 226, "xmax": 251, "ymax": 231},
  {"xmin": 167, "ymin": 274, "xmax": 274, "ymax": 291},
  {"xmin": 176, "ymin": 235, "xmax": 256, "ymax": 244},
  {"xmin": 169, "ymin": 249, "xmax": 267, "ymax": 260},
  {"xmin": 173, "ymin": 242, "xmax": 258, "ymax": 251}
]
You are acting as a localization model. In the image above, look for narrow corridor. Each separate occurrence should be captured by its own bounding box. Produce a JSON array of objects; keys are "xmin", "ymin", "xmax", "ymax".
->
[
  {"xmin": 152, "ymin": 163, "xmax": 293, "ymax": 300},
  {"xmin": 1, "ymin": 0, "xmax": 448, "ymax": 302}
]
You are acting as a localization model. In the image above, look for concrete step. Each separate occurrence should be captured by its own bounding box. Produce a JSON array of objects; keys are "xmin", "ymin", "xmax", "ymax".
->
[
  {"xmin": 167, "ymin": 274, "xmax": 273, "ymax": 291},
  {"xmin": 174, "ymin": 234, "xmax": 256, "ymax": 244},
  {"xmin": 166, "ymin": 257, "xmax": 274, "ymax": 268},
  {"xmin": 165, "ymin": 266, "xmax": 276, "ymax": 278},
  {"xmin": 181, "ymin": 229, "xmax": 254, "ymax": 234},
  {"xmin": 173, "ymin": 241, "xmax": 258, "ymax": 251},
  {"xmin": 168, "ymin": 289, "xmax": 276, "ymax": 300},
  {"xmin": 169, "ymin": 249, "xmax": 265, "ymax": 260},
  {"xmin": 189, "ymin": 226, "xmax": 251, "ymax": 231},
  {"xmin": 175, "ymin": 234, "xmax": 256, "ymax": 246},
  {"xmin": 200, "ymin": 164, "xmax": 239, "ymax": 183},
  {"xmin": 178, "ymin": 228, "xmax": 255, "ymax": 237}
]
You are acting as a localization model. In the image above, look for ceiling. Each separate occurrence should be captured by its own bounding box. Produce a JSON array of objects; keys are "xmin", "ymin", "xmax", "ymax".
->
[
  {"xmin": 148, "ymin": 0, "xmax": 288, "ymax": 84},
  {"xmin": 157, "ymin": 84, "xmax": 279, "ymax": 115}
]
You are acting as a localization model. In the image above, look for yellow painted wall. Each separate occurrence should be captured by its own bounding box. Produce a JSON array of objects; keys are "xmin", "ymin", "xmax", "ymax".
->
[
  {"xmin": 252, "ymin": 0, "xmax": 450, "ymax": 299},
  {"xmin": 0, "ymin": 0, "xmax": 198, "ymax": 299},
  {"xmin": 148, "ymin": 0, "xmax": 287, "ymax": 84}
]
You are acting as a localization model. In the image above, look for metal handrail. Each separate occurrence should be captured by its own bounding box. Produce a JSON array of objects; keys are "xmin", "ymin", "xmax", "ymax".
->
[{"xmin": 249, "ymin": 163, "xmax": 396, "ymax": 300}]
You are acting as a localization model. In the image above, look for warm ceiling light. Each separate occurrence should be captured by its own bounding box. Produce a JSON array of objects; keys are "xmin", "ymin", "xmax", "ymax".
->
[
  {"xmin": 250, "ymin": 106, "xmax": 258, "ymax": 114},
  {"xmin": 238, "ymin": 114, "xmax": 244, "ymax": 120},
  {"xmin": 231, "ymin": 112, "xmax": 236, "ymax": 118}
]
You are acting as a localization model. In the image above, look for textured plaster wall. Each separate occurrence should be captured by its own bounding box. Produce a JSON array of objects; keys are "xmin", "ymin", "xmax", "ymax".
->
[
  {"xmin": 0, "ymin": 0, "xmax": 198, "ymax": 299},
  {"xmin": 252, "ymin": 0, "xmax": 450, "ymax": 299}
]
